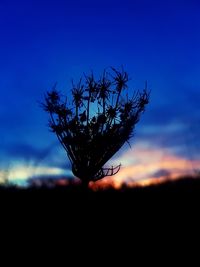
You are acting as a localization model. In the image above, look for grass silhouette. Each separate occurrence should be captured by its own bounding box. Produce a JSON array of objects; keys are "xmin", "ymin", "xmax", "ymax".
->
[{"xmin": 1, "ymin": 175, "xmax": 199, "ymax": 226}]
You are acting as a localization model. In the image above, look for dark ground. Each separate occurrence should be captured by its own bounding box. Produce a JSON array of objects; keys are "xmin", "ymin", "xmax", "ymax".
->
[
  {"xmin": 1, "ymin": 176, "xmax": 199, "ymax": 255},
  {"xmin": 1, "ymin": 176, "xmax": 200, "ymax": 211}
]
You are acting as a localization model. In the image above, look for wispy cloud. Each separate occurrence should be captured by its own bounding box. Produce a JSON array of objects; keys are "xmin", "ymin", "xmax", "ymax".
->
[{"xmin": 95, "ymin": 142, "xmax": 200, "ymax": 188}]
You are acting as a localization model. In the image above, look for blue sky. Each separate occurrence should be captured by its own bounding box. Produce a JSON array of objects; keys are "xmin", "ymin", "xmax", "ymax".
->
[{"xmin": 0, "ymin": 0, "xmax": 200, "ymax": 185}]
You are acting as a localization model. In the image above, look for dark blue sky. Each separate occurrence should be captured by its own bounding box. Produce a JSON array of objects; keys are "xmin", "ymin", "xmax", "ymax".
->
[{"xmin": 0, "ymin": 0, "xmax": 200, "ymax": 184}]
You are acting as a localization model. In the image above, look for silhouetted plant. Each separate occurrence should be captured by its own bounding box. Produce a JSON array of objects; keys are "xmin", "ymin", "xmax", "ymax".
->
[{"xmin": 42, "ymin": 67, "xmax": 150, "ymax": 187}]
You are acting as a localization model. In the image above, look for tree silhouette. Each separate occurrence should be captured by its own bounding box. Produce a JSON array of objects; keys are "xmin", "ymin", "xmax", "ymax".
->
[{"xmin": 42, "ymin": 67, "xmax": 149, "ymax": 187}]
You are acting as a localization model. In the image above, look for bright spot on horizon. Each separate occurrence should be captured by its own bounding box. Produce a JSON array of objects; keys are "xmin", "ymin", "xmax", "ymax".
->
[{"xmin": 0, "ymin": 164, "xmax": 71, "ymax": 185}]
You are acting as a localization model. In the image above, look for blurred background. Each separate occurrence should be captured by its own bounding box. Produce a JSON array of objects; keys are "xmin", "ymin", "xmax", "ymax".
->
[{"xmin": 0, "ymin": 0, "xmax": 200, "ymax": 187}]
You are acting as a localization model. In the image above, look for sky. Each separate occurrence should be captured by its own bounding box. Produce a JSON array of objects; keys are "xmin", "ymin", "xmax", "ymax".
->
[{"xmin": 0, "ymin": 0, "xmax": 200, "ymax": 186}]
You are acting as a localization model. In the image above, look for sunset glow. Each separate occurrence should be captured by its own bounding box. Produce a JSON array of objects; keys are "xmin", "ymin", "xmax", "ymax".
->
[
  {"xmin": 0, "ymin": 1, "xmax": 200, "ymax": 190},
  {"xmin": 1, "ymin": 142, "xmax": 199, "ymax": 189},
  {"xmin": 91, "ymin": 143, "xmax": 200, "ymax": 189}
]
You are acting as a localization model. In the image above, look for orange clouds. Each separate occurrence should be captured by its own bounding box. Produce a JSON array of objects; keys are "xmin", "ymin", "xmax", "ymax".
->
[{"xmin": 92, "ymin": 143, "xmax": 200, "ymax": 189}]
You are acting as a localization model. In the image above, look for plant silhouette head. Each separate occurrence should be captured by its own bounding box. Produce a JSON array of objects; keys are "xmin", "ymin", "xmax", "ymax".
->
[{"xmin": 42, "ymin": 67, "xmax": 150, "ymax": 186}]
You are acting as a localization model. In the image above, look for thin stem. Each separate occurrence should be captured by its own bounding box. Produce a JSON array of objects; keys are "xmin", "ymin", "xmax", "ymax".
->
[
  {"xmin": 82, "ymin": 180, "xmax": 89, "ymax": 190},
  {"xmin": 115, "ymin": 86, "xmax": 122, "ymax": 109},
  {"xmin": 75, "ymin": 105, "xmax": 78, "ymax": 119},
  {"xmin": 87, "ymin": 92, "xmax": 91, "ymax": 125}
]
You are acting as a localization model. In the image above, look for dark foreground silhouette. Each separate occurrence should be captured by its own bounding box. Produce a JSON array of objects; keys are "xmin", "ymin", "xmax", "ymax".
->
[
  {"xmin": 1, "ymin": 176, "xmax": 200, "ymax": 234},
  {"xmin": 1, "ymin": 175, "xmax": 200, "ymax": 203},
  {"xmin": 1, "ymin": 178, "xmax": 198, "ymax": 259}
]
